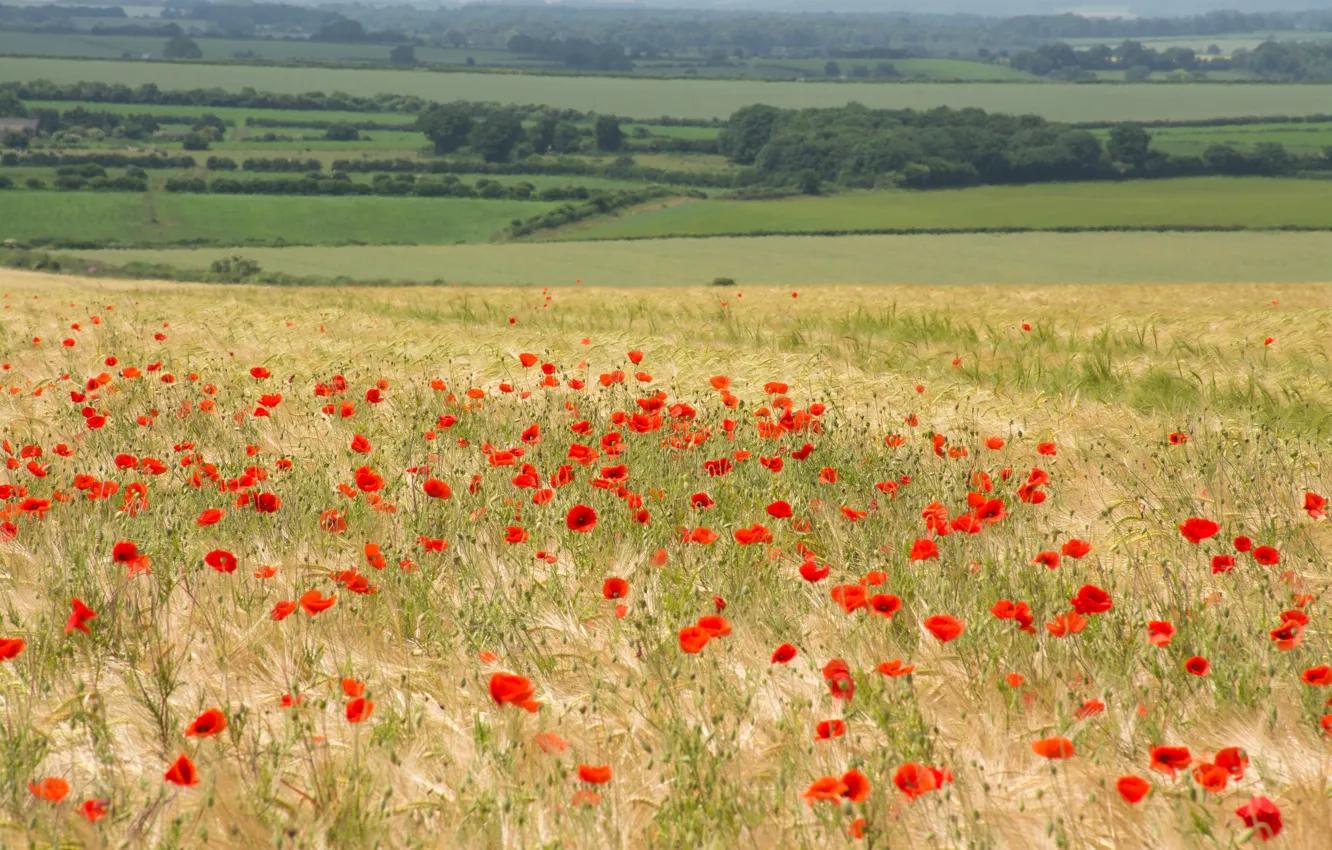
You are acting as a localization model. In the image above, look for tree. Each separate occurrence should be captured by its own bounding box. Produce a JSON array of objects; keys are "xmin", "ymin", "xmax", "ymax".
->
[
  {"xmin": 416, "ymin": 102, "xmax": 473, "ymax": 155},
  {"xmin": 552, "ymin": 122, "xmax": 583, "ymax": 154},
  {"xmin": 390, "ymin": 45, "xmax": 416, "ymax": 65},
  {"xmin": 0, "ymin": 90, "xmax": 24, "ymax": 118},
  {"xmin": 469, "ymin": 113, "xmax": 525, "ymax": 163},
  {"xmin": 594, "ymin": 116, "xmax": 623, "ymax": 152},
  {"xmin": 719, "ymin": 104, "xmax": 780, "ymax": 165},
  {"xmin": 163, "ymin": 35, "xmax": 202, "ymax": 60},
  {"xmin": 324, "ymin": 123, "xmax": 360, "ymax": 141},
  {"xmin": 529, "ymin": 115, "xmax": 558, "ymax": 155},
  {"xmin": 181, "ymin": 132, "xmax": 210, "ymax": 151},
  {"xmin": 312, "ymin": 20, "xmax": 367, "ymax": 43},
  {"xmin": 824, "ymin": 60, "xmax": 841, "ymax": 77},
  {"xmin": 1107, "ymin": 124, "xmax": 1151, "ymax": 170},
  {"xmin": 1124, "ymin": 65, "xmax": 1151, "ymax": 82}
]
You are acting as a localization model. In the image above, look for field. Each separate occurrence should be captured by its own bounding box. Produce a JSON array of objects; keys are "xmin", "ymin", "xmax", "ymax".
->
[
  {"xmin": 0, "ymin": 270, "xmax": 1329, "ymax": 848},
  {"xmin": 6, "ymin": 56, "xmax": 1332, "ymax": 121},
  {"xmin": 1125, "ymin": 122, "xmax": 1332, "ymax": 157},
  {"xmin": 0, "ymin": 193, "xmax": 555, "ymax": 248},
  {"xmin": 72, "ymin": 231, "xmax": 1332, "ymax": 286},
  {"xmin": 565, "ymin": 178, "xmax": 1332, "ymax": 240}
]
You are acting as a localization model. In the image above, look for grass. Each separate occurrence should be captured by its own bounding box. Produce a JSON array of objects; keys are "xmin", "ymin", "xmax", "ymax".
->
[
  {"xmin": 71, "ymin": 231, "xmax": 1332, "ymax": 286},
  {"xmin": 22, "ymin": 100, "xmax": 421, "ymax": 128},
  {"xmin": 564, "ymin": 178, "xmax": 1332, "ymax": 239},
  {"xmin": 0, "ymin": 192, "xmax": 556, "ymax": 247},
  {"xmin": 5, "ymin": 56, "xmax": 1332, "ymax": 121},
  {"xmin": 0, "ymin": 270, "xmax": 1331, "ymax": 848},
  {"xmin": 1139, "ymin": 123, "xmax": 1332, "ymax": 156}
]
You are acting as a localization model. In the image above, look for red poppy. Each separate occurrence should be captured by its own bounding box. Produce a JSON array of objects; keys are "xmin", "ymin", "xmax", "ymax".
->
[
  {"xmin": 679, "ymin": 625, "xmax": 711, "ymax": 654},
  {"xmin": 766, "ymin": 500, "xmax": 793, "ymax": 519},
  {"xmin": 1234, "ymin": 535, "xmax": 1253, "ymax": 552},
  {"xmin": 346, "ymin": 697, "xmax": 374, "ymax": 723},
  {"xmin": 909, "ymin": 538, "xmax": 939, "ymax": 562},
  {"xmin": 1037, "ymin": 442, "xmax": 1056, "ymax": 455},
  {"xmin": 815, "ymin": 719, "xmax": 846, "ymax": 740},
  {"xmin": 204, "ymin": 549, "xmax": 238, "ymax": 573},
  {"xmin": 1211, "ymin": 555, "xmax": 1236, "ymax": 574},
  {"xmin": 66, "ymin": 598, "xmax": 97, "ymax": 635},
  {"xmin": 1075, "ymin": 698, "xmax": 1106, "ymax": 720},
  {"xmin": 270, "ymin": 600, "xmax": 297, "ymax": 621},
  {"xmin": 567, "ymin": 504, "xmax": 597, "ymax": 532},
  {"xmin": 28, "ymin": 778, "xmax": 69, "ymax": 802},
  {"xmin": 893, "ymin": 763, "xmax": 938, "ymax": 800},
  {"xmin": 196, "ymin": 507, "xmax": 225, "ymax": 527},
  {"xmin": 1252, "ymin": 545, "xmax": 1280, "ymax": 565},
  {"xmin": 1178, "ymin": 517, "xmax": 1220, "ymax": 544},
  {"xmin": 1270, "ymin": 620, "xmax": 1303, "ymax": 651},
  {"xmin": 1116, "ymin": 776, "xmax": 1150, "ymax": 803},
  {"xmin": 489, "ymin": 672, "xmax": 541, "ymax": 712},
  {"xmin": 1215, "ymin": 747, "xmax": 1248, "ymax": 779},
  {"xmin": 1234, "ymin": 796, "xmax": 1282, "ymax": 840},
  {"xmin": 1032, "ymin": 551, "xmax": 1061, "ymax": 569},
  {"xmin": 801, "ymin": 776, "xmax": 847, "ymax": 804},
  {"xmin": 164, "ymin": 754, "xmax": 199, "ymax": 787},
  {"xmin": 830, "ymin": 584, "xmax": 868, "ymax": 613},
  {"xmin": 1046, "ymin": 611, "xmax": 1087, "ymax": 637},
  {"xmin": 840, "ymin": 769, "xmax": 870, "ymax": 802},
  {"xmin": 185, "ymin": 708, "xmax": 227, "ymax": 738},
  {"xmin": 984, "ymin": 437, "xmax": 1005, "ymax": 450},
  {"xmin": 1005, "ymin": 673, "xmax": 1025, "ymax": 688},
  {"xmin": 421, "ymin": 478, "xmax": 451, "ymax": 500},
  {"xmin": 1070, "ymin": 584, "xmax": 1113, "ymax": 615},
  {"xmin": 1149, "ymin": 745, "xmax": 1192, "ymax": 776},
  {"xmin": 869, "ymin": 593, "xmax": 901, "ymax": 617},
  {"xmin": 79, "ymin": 799, "xmax": 109, "ymax": 822},
  {"xmin": 771, "ymin": 643, "xmax": 798, "ymax": 664},
  {"xmin": 1147, "ymin": 620, "xmax": 1175, "ymax": 647},
  {"xmin": 1061, "ymin": 539, "xmax": 1091, "ymax": 559},
  {"xmin": 1301, "ymin": 665, "xmax": 1332, "ymax": 686},
  {"xmin": 603, "ymin": 577, "xmax": 628, "ymax": 599},
  {"xmin": 799, "ymin": 560, "xmax": 830, "ymax": 583},
  {"xmin": 1031, "ymin": 737, "xmax": 1075, "ymax": 759},
  {"xmin": 299, "ymin": 589, "xmax": 336, "ymax": 615},
  {"xmin": 578, "ymin": 764, "xmax": 612, "ymax": 784},
  {"xmin": 1184, "ymin": 656, "xmax": 1211, "ymax": 676},
  {"xmin": 696, "ymin": 615, "xmax": 730, "ymax": 637},
  {"xmin": 0, "ymin": 637, "xmax": 24, "ymax": 661},
  {"xmin": 923, "ymin": 614, "xmax": 964, "ymax": 642}
]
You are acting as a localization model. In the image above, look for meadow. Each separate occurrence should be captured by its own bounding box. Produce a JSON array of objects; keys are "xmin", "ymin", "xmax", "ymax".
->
[
  {"xmin": 0, "ymin": 270, "xmax": 1328, "ymax": 848},
  {"xmin": 565, "ymin": 178, "xmax": 1332, "ymax": 240},
  {"xmin": 5, "ymin": 56, "xmax": 1332, "ymax": 121},
  {"xmin": 73, "ymin": 231, "xmax": 1332, "ymax": 286},
  {"xmin": 0, "ymin": 193, "xmax": 555, "ymax": 248}
]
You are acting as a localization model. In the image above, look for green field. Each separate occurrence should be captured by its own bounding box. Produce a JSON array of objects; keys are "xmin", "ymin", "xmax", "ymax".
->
[
  {"xmin": 566, "ymin": 178, "xmax": 1332, "ymax": 240},
  {"xmin": 1136, "ymin": 122, "xmax": 1332, "ymax": 156},
  {"xmin": 7, "ymin": 56, "xmax": 1332, "ymax": 121},
  {"xmin": 70, "ymin": 231, "xmax": 1332, "ymax": 286},
  {"xmin": 0, "ymin": 192, "xmax": 554, "ymax": 247}
]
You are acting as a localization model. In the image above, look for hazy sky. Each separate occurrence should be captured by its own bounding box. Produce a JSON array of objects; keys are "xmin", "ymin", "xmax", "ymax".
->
[{"xmin": 490, "ymin": 1, "xmax": 1332, "ymax": 15}]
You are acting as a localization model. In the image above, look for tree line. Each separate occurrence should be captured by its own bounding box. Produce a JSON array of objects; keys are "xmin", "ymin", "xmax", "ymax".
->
[
  {"xmin": 1012, "ymin": 40, "xmax": 1332, "ymax": 82},
  {"xmin": 718, "ymin": 103, "xmax": 1327, "ymax": 191}
]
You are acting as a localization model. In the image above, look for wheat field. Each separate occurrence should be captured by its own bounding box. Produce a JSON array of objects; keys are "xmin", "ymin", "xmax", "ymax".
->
[{"xmin": 1, "ymin": 270, "xmax": 1330, "ymax": 849}]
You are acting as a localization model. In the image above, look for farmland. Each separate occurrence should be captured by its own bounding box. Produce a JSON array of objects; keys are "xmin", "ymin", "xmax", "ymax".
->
[
  {"xmin": 564, "ymin": 178, "xmax": 1332, "ymax": 240},
  {"xmin": 0, "ymin": 271, "xmax": 1329, "ymax": 848},
  {"xmin": 72, "ymin": 231, "xmax": 1332, "ymax": 286},
  {"xmin": 5, "ymin": 56, "xmax": 1332, "ymax": 121},
  {"xmin": 0, "ymin": 193, "xmax": 556, "ymax": 248}
]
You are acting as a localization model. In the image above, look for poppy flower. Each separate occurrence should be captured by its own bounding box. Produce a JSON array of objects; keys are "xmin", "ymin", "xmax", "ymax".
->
[
  {"xmin": 877, "ymin": 659, "xmax": 915, "ymax": 677},
  {"xmin": 184, "ymin": 708, "xmax": 227, "ymax": 738},
  {"xmin": 766, "ymin": 500, "xmax": 793, "ymax": 519},
  {"xmin": 679, "ymin": 625, "xmax": 711, "ymax": 654},
  {"xmin": 869, "ymin": 593, "xmax": 901, "ymax": 617},
  {"xmin": 893, "ymin": 763, "xmax": 939, "ymax": 800},
  {"xmin": 1032, "ymin": 551, "xmax": 1061, "ymax": 569},
  {"xmin": 66, "ymin": 598, "xmax": 97, "ymax": 635},
  {"xmin": 1234, "ymin": 796, "xmax": 1282, "ymax": 840},
  {"xmin": 1192, "ymin": 762, "xmax": 1228, "ymax": 792},
  {"xmin": 602, "ymin": 578, "xmax": 628, "ymax": 600},
  {"xmin": 1116, "ymin": 776, "xmax": 1150, "ymax": 804},
  {"xmin": 489, "ymin": 672, "xmax": 541, "ymax": 712},
  {"xmin": 1005, "ymin": 673, "xmax": 1025, "ymax": 688},
  {"xmin": 79, "ymin": 799, "xmax": 109, "ymax": 822},
  {"xmin": 28, "ymin": 778, "xmax": 69, "ymax": 802},
  {"xmin": 924, "ymin": 614, "xmax": 964, "ymax": 642},
  {"xmin": 1061, "ymin": 539, "xmax": 1091, "ymax": 559},
  {"xmin": 830, "ymin": 584, "xmax": 868, "ymax": 613},
  {"xmin": 1303, "ymin": 491, "xmax": 1326, "ymax": 519},
  {"xmin": 985, "ymin": 437, "xmax": 1005, "ymax": 450},
  {"xmin": 696, "ymin": 615, "xmax": 730, "ymax": 637},
  {"xmin": 1211, "ymin": 555, "xmax": 1236, "ymax": 574},
  {"xmin": 802, "ymin": 776, "xmax": 848, "ymax": 804},
  {"xmin": 504, "ymin": 526, "xmax": 528, "ymax": 544},
  {"xmin": 1075, "ymin": 698, "xmax": 1106, "ymax": 720},
  {"xmin": 1270, "ymin": 620, "xmax": 1303, "ymax": 651},
  {"xmin": 1301, "ymin": 665, "xmax": 1332, "ymax": 686},
  {"xmin": 346, "ymin": 697, "xmax": 374, "ymax": 723},
  {"xmin": 1037, "ymin": 442, "xmax": 1056, "ymax": 456},
  {"xmin": 578, "ymin": 764, "xmax": 612, "ymax": 784},
  {"xmin": 1215, "ymin": 747, "xmax": 1248, "ymax": 779},
  {"xmin": 909, "ymin": 538, "xmax": 939, "ymax": 562},
  {"xmin": 1147, "ymin": 620, "xmax": 1175, "ymax": 647},
  {"xmin": 534, "ymin": 732, "xmax": 568, "ymax": 753},
  {"xmin": 342, "ymin": 678, "xmax": 365, "ymax": 697},
  {"xmin": 1252, "ymin": 545, "xmax": 1280, "ymax": 565},
  {"xmin": 567, "ymin": 504, "xmax": 597, "ymax": 533},
  {"xmin": 1070, "ymin": 584, "xmax": 1113, "ymax": 615},
  {"xmin": 204, "ymin": 549, "xmax": 238, "ymax": 573},
  {"xmin": 270, "ymin": 600, "xmax": 297, "ymax": 621},
  {"xmin": 799, "ymin": 560, "xmax": 830, "ymax": 583},
  {"xmin": 840, "ymin": 769, "xmax": 870, "ymax": 802},
  {"xmin": 1046, "ymin": 611, "xmax": 1087, "ymax": 637},
  {"xmin": 815, "ymin": 719, "xmax": 846, "ymax": 740},
  {"xmin": 1149, "ymin": 745, "xmax": 1192, "ymax": 776},
  {"xmin": 196, "ymin": 508, "xmax": 225, "ymax": 527},
  {"xmin": 771, "ymin": 643, "xmax": 798, "ymax": 664},
  {"xmin": 0, "ymin": 637, "xmax": 24, "ymax": 661},
  {"xmin": 1184, "ymin": 656, "xmax": 1211, "ymax": 676},
  {"xmin": 299, "ymin": 590, "xmax": 336, "ymax": 615},
  {"xmin": 1031, "ymin": 737, "xmax": 1075, "ymax": 759},
  {"xmin": 164, "ymin": 754, "xmax": 199, "ymax": 787},
  {"xmin": 1234, "ymin": 535, "xmax": 1253, "ymax": 552},
  {"xmin": 1178, "ymin": 517, "xmax": 1220, "ymax": 544}
]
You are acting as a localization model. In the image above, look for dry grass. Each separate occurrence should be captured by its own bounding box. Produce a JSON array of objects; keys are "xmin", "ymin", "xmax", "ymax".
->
[{"xmin": 1, "ymin": 270, "xmax": 1331, "ymax": 849}]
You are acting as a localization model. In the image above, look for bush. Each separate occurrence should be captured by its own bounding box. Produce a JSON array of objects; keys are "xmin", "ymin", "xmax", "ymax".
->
[
  {"xmin": 208, "ymin": 255, "xmax": 263, "ymax": 282},
  {"xmin": 712, "ymin": 277, "xmax": 737, "ymax": 287}
]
